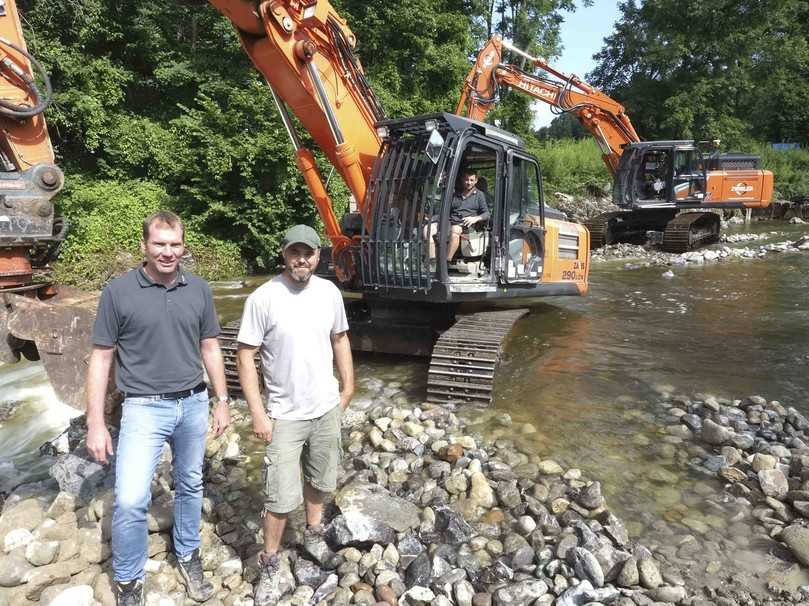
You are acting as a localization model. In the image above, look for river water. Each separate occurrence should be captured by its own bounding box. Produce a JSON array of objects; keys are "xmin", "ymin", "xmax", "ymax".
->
[{"xmin": 1, "ymin": 221, "xmax": 807, "ymax": 590}]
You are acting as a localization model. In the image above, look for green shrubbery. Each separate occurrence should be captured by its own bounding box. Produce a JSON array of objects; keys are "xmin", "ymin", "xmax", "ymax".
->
[
  {"xmin": 53, "ymin": 178, "xmax": 243, "ymax": 290},
  {"xmin": 528, "ymin": 138, "xmax": 611, "ymax": 197},
  {"xmin": 756, "ymin": 145, "xmax": 809, "ymax": 201}
]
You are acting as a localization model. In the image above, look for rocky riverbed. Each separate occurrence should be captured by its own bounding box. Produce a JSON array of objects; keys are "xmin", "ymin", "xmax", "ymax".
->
[
  {"xmin": 3, "ymin": 385, "xmax": 809, "ymax": 606},
  {"xmin": 590, "ymin": 229, "xmax": 809, "ymax": 271}
]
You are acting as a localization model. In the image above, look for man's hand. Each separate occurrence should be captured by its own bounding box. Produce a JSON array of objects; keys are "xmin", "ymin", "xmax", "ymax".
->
[
  {"xmin": 253, "ymin": 412, "xmax": 274, "ymax": 443},
  {"xmin": 86, "ymin": 423, "xmax": 114, "ymax": 465},
  {"xmin": 339, "ymin": 390, "xmax": 353, "ymax": 411},
  {"xmin": 461, "ymin": 215, "xmax": 481, "ymax": 227},
  {"xmin": 211, "ymin": 401, "xmax": 231, "ymax": 436}
]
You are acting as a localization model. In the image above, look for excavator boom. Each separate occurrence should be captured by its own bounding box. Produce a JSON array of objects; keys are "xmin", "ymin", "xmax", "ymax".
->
[
  {"xmin": 457, "ymin": 35, "xmax": 639, "ymax": 174},
  {"xmin": 459, "ymin": 35, "xmax": 773, "ymax": 252}
]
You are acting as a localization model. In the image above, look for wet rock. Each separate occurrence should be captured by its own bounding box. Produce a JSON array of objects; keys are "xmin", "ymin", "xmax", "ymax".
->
[
  {"xmin": 569, "ymin": 547, "xmax": 604, "ymax": 587},
  {"xmin": 578, "ymin": 482, "xmax": 604, "ymax": 509},
  {"xmin": 701, "ymin": 419, "xmax": 732, "ymax": 445},
  {"xmin": 405, "ymin": 552, "xmax": 431, "ymax": 588},
  {"xmin": 719, "ymin": 466, "xmax": 747, "ymax": 483},
  {"xmin": 397, "ymin": 533, "xmax": 424, "ymax": 568},
  {"xmin": 334, "ymin": 482, "xmax": 420, "ymax": 533},
  {"xmin": 556, "ymin": 579, "xmax": 594, "ymax": 606},
  {"xmin": 329, "ymin": 512, "xmax": 396, "ymax": 548},
  {"xmin": 617, "ymin": 556, "xmax": 639, "ymax": 587},
  {"xmin": 469, "ymin": 472, "xmax": 496, "ymax": 509},
  {"xmin": 49, "ymin": 453, "xmax": 108, "ymax": 501},
  {"xmin": 433, "ymin": 504, "xmax": 473, "ymax": 545},
  {"xmin": 400, "ymin": 585, "xmax": 434, "ymax": 605},
  {"xmin": 454, "ymin": 579, "xmax": 475, "ymax": 606},
  {"xmin": 492, "ymin": 579, "xmax": 548, "ymax": 605},
  {"xmin": 758, "ymin": 468, "xmax": 788, "ymax": 498},
  {"xmin": 637, "ymin": 556, "xmax": 662, "ymax": 589},
  {"xmin": 651, "ymin": 585, "xmax": 687, "ymax": 603},
  {"xmin": 781, "ymin": 524, "xmax": 809, "ymax": 565}
]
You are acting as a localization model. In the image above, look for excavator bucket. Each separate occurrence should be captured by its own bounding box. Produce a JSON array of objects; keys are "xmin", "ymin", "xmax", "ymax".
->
[{"xmin": 2, "ymin": 288, "xmax": 100, "ymax": 411}]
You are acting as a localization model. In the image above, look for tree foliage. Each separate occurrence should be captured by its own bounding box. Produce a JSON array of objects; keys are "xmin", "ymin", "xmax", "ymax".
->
[
  {"xmin": 589, "ymin": 0, "xmax": 809, "ymax": 148},
  {"xmin": 19, "ymin": 0, "xmax": 579, "ymax": 281}
]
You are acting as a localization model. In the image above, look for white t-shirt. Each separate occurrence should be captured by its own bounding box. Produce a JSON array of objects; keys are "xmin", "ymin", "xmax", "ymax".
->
[{"xmin": 237, "ymin": 274, "xmax": 349, "ymax": 420}]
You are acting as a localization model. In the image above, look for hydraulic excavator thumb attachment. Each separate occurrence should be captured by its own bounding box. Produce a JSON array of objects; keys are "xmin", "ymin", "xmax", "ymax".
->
[{"xmin": 2, "ymin": 288, "xmax": 101, "ymax": 411}]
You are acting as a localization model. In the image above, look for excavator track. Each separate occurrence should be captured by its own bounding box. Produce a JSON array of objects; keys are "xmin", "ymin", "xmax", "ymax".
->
[
  {"xmin": 426, "ymin": 308, "xmax": 529, "ymax": 406},
  {"xmin": 584, "ymin": 212, "xmax": 624, "ymax": 249},
  {"xmin": 218, "ymin": 321, "xmax": 262, "ymax": 399},
  {"xmin": 661, "ymin": 212, "xmax": 721, "ymax": 253}
]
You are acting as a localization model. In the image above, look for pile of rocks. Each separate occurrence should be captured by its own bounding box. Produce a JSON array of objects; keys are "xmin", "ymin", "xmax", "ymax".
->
[
  {"xmin": 0, "ymin": 400, "xmax": 682, "ymax": 605},
  {"xmin": 591, "ymin": 234, "xmax": 809, "ymax": 270},
  {"xmin": 655, "ymin": 393, "xmax": 809, "ymax": 599},
  {"xmin": 549, "ymin": 193, "xmax": 617, "ymax": 224}
]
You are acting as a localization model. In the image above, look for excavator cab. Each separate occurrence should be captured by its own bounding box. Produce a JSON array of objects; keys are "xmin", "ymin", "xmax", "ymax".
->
[
  {"xmin": 614, "ymin": 141, "xmax": 710, "ymax": 209},
  {"xmin": 351, "ymin": 113, "xmax": 586, "ymax": 304}
]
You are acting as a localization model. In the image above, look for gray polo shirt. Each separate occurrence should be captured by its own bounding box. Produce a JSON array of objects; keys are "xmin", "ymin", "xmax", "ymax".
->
[{"xmin": 92, "ymin": 265, "xmax": 220, "ymax": 395}]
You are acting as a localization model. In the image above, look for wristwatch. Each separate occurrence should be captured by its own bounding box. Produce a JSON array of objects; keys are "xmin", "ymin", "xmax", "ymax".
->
[{"xmin": 214, "ymin": 394, "xmax": 230, "ymax": 406}]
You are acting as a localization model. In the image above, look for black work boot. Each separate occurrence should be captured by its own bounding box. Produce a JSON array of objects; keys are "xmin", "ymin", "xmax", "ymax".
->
[
  {"xmin": 115, "ymin": 579, "xmax": 144, "ymax": 606},
  {"xmin": 303, "ymin": 524, "xmax": 341, "ymax": 569},
  {"xmin": 177, "ymin": 548, "xmax": 215, "ymax": 602}
]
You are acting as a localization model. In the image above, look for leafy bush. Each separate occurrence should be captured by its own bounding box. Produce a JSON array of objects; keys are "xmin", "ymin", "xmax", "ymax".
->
[
  {"xmin": 528, "ymin": 138, "xmax": 611, "ymax": 196},
  {"xmin": 53, "ymin": 177, "xmax": 243, "ymax": 289},
  {"xmin": 755, "ymin": 145, "xmax": 809, "ymax": 201}
]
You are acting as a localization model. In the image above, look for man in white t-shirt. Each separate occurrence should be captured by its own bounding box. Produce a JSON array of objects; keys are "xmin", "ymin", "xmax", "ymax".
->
[{"xmin": 236, "ymin": 225, "xmax": 354, "ymax": 605}]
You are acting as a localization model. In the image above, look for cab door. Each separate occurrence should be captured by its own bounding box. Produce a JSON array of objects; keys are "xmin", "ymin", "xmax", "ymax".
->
[{"xmin": 497, "ymin": 151, "xmax": 545, "ymax": 284}]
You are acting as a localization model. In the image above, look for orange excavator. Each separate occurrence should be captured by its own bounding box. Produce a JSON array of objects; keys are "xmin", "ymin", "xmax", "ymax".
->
[
  {"xmin": 208, "ymin": 0, "xmax": 591, "ymax": 405},
  {"xmin": 457, "ymin": 36, "xmax": 774, "ymax": 252},
  {"xmin": 0, "ymin": 0, "xmax": 102, "ymax": 411},
  {"xmin": 1, "ymin": 0, "xmax": 591, "ymax": 408}
]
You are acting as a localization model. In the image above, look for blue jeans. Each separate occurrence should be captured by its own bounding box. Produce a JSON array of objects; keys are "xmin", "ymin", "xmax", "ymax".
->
[{"xmin": 112, "ymin": 390, "xmax": 209, "ymax": 582}]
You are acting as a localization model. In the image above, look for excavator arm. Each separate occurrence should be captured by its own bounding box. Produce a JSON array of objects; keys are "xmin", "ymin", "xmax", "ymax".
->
[
  {"xmin": 456, "ymin": 35, "xmax": 640, "ymax": 174},
  {"xmin": 0, "ymin": 0, "xmax": 65, "ymax": 290},
  {"xmin": 208, "ymin": 0, "xmax": 386, "ymax": 277}
]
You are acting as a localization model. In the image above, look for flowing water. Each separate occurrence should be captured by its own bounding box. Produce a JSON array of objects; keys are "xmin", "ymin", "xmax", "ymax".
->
[{"xmin": 1, "ymin": 221, "xmax": 808, "ymax": 591}]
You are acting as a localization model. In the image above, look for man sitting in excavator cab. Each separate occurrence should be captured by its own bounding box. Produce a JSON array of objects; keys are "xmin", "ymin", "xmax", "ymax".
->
[{"xmin": 423, "ymin": 167, "xmax": 490, "ymax": 268}]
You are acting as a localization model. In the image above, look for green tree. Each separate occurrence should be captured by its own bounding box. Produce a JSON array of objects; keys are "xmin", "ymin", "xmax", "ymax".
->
[
  {"xmin": 589, "ymin": 0, "xmax": 809, "ymax": 147},
  {"xmin": 465, "ymin": 0, "xmax": 589, "ymax": 137}
]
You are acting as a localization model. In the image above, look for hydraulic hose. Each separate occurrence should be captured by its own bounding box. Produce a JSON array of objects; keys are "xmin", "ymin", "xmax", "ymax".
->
[{"xmin": 0, "ymin": 36, "xmax": 52, "ymax": 119}]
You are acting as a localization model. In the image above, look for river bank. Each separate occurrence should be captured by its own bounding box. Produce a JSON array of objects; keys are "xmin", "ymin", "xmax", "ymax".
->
[{"xmin": 3, "ymin": 382, "xmax": 809, "ymax": 605}]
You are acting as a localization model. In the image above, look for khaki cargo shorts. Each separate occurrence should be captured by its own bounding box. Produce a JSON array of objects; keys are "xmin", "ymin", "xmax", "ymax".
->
[{"xmin": 262, "ymin": 404, "xmax": 342, "ymax": 515}]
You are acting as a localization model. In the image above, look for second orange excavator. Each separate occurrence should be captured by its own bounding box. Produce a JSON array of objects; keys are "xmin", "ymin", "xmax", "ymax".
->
[{"xmin": 457, "ymin": 36, "xmax": 774, "ymax": 252}]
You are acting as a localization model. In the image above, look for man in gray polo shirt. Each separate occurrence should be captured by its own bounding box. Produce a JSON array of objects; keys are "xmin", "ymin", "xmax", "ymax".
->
[
  {"xmin": 85, "ymin": 210, "xmax": 231, "ymax": 606},
  {"xmin": 236, "ymin": 224, "xmax": 354, "ymax": 606}
]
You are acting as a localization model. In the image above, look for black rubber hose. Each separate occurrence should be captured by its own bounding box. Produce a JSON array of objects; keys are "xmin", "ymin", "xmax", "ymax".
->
[{"xmin": 0, "ymin": 36, "xmax": 53, "ymax": 119}]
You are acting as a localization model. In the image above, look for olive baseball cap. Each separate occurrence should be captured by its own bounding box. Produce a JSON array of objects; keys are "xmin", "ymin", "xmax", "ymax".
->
[{"xmin": 281, "ymin": 224, "xmax": 321, "ymax": 251}]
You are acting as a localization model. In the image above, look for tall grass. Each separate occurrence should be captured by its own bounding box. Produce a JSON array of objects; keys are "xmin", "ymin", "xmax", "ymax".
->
[
  {"xmin": 527, "ymin": 138, "xmax": 611, "ymax": 197},
  {"xmin": 753, "ymin": 144, "xmax": 809, "ymax": 201}
]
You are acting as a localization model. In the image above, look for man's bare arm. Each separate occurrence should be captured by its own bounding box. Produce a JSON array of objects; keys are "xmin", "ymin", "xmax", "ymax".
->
[
  {"xmin": 200, "ymin": 336, "xmax": 230, "ymax": 436},
  {"xmin": 237, "ymin": 343, "xmax": 273, "ymax": 442},
  {"xmin": 332, "ymin": 331, "xmax": 354, "ymax": 409},
  {"xmin": 85, "ymin": 345, "xmax": 115, "ymax": 464}
]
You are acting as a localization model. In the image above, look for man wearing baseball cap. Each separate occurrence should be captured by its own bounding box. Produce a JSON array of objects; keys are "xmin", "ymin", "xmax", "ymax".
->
[{"xmin": 236, "ymin": 224, "xmax": 354, "ymax": 605}]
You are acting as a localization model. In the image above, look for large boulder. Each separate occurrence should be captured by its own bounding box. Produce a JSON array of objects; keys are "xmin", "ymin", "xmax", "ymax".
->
[{"xmin": 334, "ymin": 482, "xmax": 419, "ymax": 533}]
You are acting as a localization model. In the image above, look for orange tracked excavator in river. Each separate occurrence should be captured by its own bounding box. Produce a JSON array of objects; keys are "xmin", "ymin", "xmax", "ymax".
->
[
  {"xmin": 2, "ymin": 0, "xmax": 590, "ymax": 408},
  {"xmin": 457, "ymin": 36, "xmax": 774, "ymax": 252}
]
